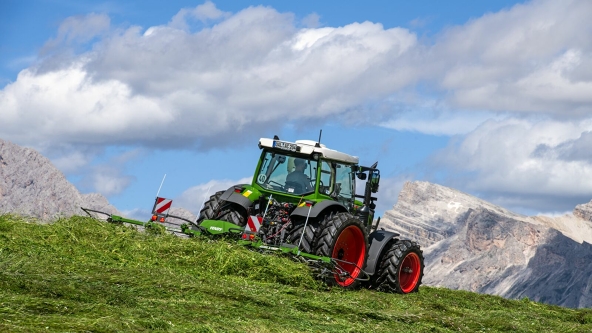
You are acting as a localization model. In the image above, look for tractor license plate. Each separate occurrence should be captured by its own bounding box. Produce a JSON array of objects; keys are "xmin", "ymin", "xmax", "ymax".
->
[{"xmin": 273, "ymin": 140, "xmax": 297, "ymax": 152}]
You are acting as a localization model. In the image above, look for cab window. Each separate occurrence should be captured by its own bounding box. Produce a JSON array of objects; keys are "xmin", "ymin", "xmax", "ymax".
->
[{"xmin": 334, "ymin": 163, "xmax": 354, "ymax": 206}]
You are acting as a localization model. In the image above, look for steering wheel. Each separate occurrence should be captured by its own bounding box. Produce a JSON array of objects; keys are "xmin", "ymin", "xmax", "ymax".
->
[
  {"xmin": 310, "ymin": 179, "xmax": 324, "ymax": 187},
  {"xmin": 267, "ymin": 180, "xmax": 285, "ymax": 190}
]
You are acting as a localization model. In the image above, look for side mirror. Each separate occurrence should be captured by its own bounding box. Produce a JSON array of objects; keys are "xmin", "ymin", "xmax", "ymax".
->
[
  {"xmin": 356, "ymin": 172, "xmax": 367, "ymax": 180},
  {"xmin": 370, "ymin": 171, "xmax": 380, "ymax": 193}
]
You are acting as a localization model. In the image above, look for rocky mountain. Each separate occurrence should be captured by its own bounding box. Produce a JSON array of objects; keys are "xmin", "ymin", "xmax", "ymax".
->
[
  {"xmin": 380, "ymin": 181, "xmax": 592, "ymax": 308},
  {"xmin": 0, "ymin": 138, "xmax": 119, "ymax": 220}
]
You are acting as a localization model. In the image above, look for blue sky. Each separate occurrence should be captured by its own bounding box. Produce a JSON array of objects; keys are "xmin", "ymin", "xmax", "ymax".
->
[{"xmin": 3, "ymin": 0, "xmax": 592, "ymax": 220}]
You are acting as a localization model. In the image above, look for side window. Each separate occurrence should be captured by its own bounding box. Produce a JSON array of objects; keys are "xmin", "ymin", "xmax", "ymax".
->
[
  {"xmin": 319, "ymin": 160, "xmax": 333, "ymax": 195},
  {"xmin": 335, "ymin": 163, "xmax": 354, "ymax": 204}
]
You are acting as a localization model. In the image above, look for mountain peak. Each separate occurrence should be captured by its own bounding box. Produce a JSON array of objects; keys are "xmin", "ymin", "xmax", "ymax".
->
[{"xmin": 0, "ymin": 138, "xmax": 119, "ymax": 220}]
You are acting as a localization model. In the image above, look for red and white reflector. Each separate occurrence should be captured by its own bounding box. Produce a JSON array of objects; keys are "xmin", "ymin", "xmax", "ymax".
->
[
  {"xmin": 246, "ymin": 215, "xmax": 263, "ymax": 233},
  {"xmin": 154, "ymin": 197, "xmax": 172, "ymax": 215}
]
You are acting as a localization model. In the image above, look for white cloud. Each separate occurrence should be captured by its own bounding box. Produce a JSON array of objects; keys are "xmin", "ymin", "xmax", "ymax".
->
[
  {"xmin": 431, "ymin": 0, "xmax": 592, "ymax": 114},
  {"xmin": 169, "ymin": 1, "xmax": 231, "ymax": 30},
  {"xmin": 432, "ymin": 118, "xmax": 592, "ymax": 212},
  {"xmin": 44, "ymin": 13, "xmax": 110, "ymax": 49},
  {"xmin": 71, "ymin": 148, "xmax": 143, "ymax": 196},
  {"xmin": 174, "ymin": 177, "xmax": 252, "ymax": 214},
  {"xmin": 380, "ymin": 95, "xmax": 502, "ymax": 135},
  {"xmin": 50, "ymin": 150, "xmax": 93, "ymax": 174},
  {"xmin": 0, "ymin": 5, "xmax": 417, "ymax": 152},
  {"xmin": 301, "ymin": 13, "xmax": 321, "ymax": 28},
  {"xmin": 83, "ymin": 165, "xmax": 135, "ymax": 196},
  {"xmin": 120, "ymin": 207, "xmax": 151, "ymax": 222}
]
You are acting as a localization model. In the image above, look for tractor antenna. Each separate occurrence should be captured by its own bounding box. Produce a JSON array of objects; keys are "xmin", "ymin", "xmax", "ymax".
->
[
  {"xmin": 315, "ymin": 129, "xmax": 322, "ymax": 147},
  {"xmin": 156, "ymin": 174, "xmax": 167, "ymax": 198}
]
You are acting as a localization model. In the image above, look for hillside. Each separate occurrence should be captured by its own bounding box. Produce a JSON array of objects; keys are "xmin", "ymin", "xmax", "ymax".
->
[{"xmin": 1, "ymin": 215, "xmax": 591, "ymax": 332}]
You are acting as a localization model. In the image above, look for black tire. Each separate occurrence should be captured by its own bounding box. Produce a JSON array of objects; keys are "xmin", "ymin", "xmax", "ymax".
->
[
  {"xmin": 196, "ymin": 191, "xmax": 225, "ymax": 222},
  {"xmin": 286, "ymin": 218, "xmax": 318, "ymax": 254},
  {"xmin": 374, "ymin": 239, "xmax": 424, "ymax": 294},
  {"xmin": 195, "ymin": 190, "xmax": 246, "ymax": 228},
  {"xmin": 313, "ymin": 212, "xmax": 369, "ymax": 289}
]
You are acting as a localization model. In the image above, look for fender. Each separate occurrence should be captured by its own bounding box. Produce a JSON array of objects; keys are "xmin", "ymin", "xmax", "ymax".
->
[
  {"xmin": 363, "ymin": 229, "xmax": 400, "ymax": 275},
  {"xmin": 219, "ymin": 184, "xmax": 252, "ymax": 211},
  {"xmin": 290, "ymin": 200, "xmax": 348, "ymax": 219}
]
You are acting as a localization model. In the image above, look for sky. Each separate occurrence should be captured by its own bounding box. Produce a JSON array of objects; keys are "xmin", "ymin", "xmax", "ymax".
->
[{"xmin": 2, "ymin": 0, "xmax": 592, "ymax": 220}]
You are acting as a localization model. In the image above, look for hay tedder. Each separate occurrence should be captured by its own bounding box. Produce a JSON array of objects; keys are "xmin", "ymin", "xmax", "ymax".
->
[{"xmin": 83, "ymin": 136, "xmax": 424, "ymax": 293}]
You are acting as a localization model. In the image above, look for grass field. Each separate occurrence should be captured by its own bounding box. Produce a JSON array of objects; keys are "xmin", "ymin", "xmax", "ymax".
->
[{"xmin": 1, "ymin": 214, "xmax": 591, "ymax": 332}]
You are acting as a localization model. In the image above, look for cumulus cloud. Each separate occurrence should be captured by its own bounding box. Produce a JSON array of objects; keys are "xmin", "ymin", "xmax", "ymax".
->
[
  {"xmin": 301, "ymin": 13, "xmax": 321, "ymax": 28},
  {"xmin": 431, "ymin": 0, "xmax": 592, "ymax": 115},
  {"xmin": 87, "ymin": 166, "xmax": 135, "ymax": 196},
  {"xmin": 50, "ymin": 149, "xmax": 96, "ymax": 174},
  {"xmin": 432, "ymin": 118, "xmax": 592, "ymax": 212},
  {"xmin": 76, "ymin": 148, "xmax": 143, "ymax": 196},
  {"xmin": 174, "ymin": 177, "xmax": 252, "ymax": 214},
  {"xmin": 0, "ymin": 4, "xmax": 417, "ymax": 152},
  {"xmin": 169, "ymin": 1, "xmax": 231, "ymax": 30},
  {"xmin": 535, "ymin": 130, "xmax": 592, "ymax": 162},
  {"xmin": 380, "ymin": 95, "xmax": 502, "ymax": 135},
  {"xmin": 44, "ymin": 13, "xmax": 110, "ymax": 49}
]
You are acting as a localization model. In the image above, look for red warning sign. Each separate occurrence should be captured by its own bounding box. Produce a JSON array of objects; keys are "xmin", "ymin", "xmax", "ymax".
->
[
  {"xmin": 154, "ymin": 197, "xmax": 172, "ymax": 215},
  {"xmin": 247, "ymin": 215, "xmax": 262, "ymax": 233}
]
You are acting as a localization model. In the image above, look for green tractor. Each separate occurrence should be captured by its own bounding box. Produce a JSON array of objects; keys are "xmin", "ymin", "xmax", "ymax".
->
[{"xmin": 195, "ymin": 136, "xmax": 424, "ymax": 293}]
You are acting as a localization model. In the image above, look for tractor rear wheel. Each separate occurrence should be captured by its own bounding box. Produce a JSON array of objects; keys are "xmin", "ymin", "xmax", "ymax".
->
[
  {"xmin": 313, "ymin": 212, "xmax": 368, "ymax": 289},
  {"xmin": 374, "ymin": 239, "xmax": 424, "ymax": 294},
  {"xmin": 195, "ymin": 190, "xmax": 246, "ymax": 228}
]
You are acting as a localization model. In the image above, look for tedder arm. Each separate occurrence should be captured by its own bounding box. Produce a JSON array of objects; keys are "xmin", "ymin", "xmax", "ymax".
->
[{"xmin": 80, "ymin": 197, "xmax": 370, "ymax": 284}]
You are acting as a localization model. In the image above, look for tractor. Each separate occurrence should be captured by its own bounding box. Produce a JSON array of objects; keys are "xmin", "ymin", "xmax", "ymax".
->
[{"xmin": 194, "ymin": 136, "xmax": 424, "ymax": 293}]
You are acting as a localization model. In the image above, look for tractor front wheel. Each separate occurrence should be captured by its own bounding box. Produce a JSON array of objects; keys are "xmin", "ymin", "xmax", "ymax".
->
[
  {"xmin": 314, "ymin": 212, "xmax": 368, "ymax": 289},
  {"xmin": 196, "ymin": 191, "xmax": 225, "ymax": 222},
  {"xmin": 195, "ymin": 190, "xmax": 246, "ymax": 228},
  {"xmin": 374, "ymin": 239, "xmax": 424, "ymax": 294}
]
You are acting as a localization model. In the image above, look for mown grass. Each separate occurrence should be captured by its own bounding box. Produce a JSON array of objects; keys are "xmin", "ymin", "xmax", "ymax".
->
[{"xmin": 1, "ymin": 214, "xmax": 591, "ymax": 332}]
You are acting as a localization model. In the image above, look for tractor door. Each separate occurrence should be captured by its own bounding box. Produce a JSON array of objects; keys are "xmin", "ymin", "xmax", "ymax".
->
[
  {"xmin": 319, "ymin": 160, "xmax": 355, "ymax": 210},
  {"xmin": 334, "ymin": 162, "xmax": 355, "ymax": 210}
]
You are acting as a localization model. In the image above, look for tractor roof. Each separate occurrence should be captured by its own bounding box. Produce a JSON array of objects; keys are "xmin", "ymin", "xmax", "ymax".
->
[{"xmin": 258, "ymin": 138, "xmax": 359, "ymax": 164}]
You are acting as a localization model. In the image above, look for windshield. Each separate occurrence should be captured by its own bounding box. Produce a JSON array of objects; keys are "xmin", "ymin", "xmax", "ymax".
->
[{"xmin": 256, "ymin": 151, "xmax": 316, "ymax": 195}]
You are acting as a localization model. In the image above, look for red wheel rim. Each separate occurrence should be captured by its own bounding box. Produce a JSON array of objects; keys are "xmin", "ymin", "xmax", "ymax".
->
[
  {"xmin": 331, "ymin": 225, "xmax": 366, "ymax": 287},
  {"xmin": 399, "ymin": 252, "xmax": 421, "ymax": 293}
]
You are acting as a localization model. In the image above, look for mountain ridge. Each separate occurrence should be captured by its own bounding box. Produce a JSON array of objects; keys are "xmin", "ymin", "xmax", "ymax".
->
[{"xmin": 381, "ymin": 181, "xmax": 592, "ymax": 308}]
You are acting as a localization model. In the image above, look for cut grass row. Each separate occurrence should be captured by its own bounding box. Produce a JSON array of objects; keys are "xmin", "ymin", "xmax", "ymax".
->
[{"xmin": 1, "ymin": 214, "xmax": 591, "ymax": 332}]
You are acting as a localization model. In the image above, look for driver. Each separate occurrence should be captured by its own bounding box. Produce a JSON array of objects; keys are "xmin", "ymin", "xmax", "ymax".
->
[{"xmin": 286, "ymin": 158, "xmax": 313, "ymax": 193}]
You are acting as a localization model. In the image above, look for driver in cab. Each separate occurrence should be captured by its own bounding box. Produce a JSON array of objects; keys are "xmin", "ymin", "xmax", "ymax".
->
[{"xmin": 286, "ymin": 158, "xmax": 313, "ymax": 193}]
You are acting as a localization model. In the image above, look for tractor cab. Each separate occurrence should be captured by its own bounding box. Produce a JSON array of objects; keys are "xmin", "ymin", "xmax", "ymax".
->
[{"xmin": 254, "ymin": 138, "xmax": 362, "ymax": 210}]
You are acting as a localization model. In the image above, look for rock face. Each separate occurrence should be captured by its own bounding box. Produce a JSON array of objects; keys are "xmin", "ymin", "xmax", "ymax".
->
[
  {"xmin": 574, "ymin": 200, "xmax": 592, "ymax": 222},
  {"xmin": 380, "ymin": 181, "xmax": 592, "ymax": 308},
  {"xmin": 0, "ymin": 139, "xmax": 120, "ymax": 220},
  {"xmin": 381, "ymin": 181, "xmax": 530, "ymax": 247}
]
